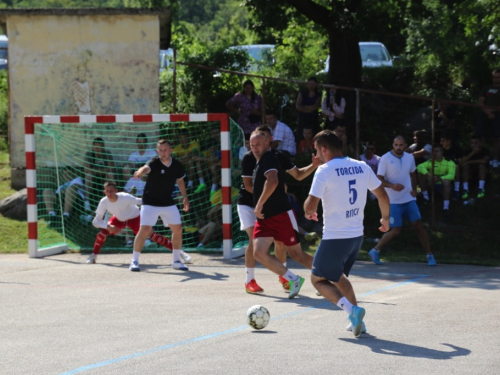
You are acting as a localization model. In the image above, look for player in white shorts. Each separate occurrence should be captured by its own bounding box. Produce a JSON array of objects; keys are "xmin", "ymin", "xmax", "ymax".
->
[
  {"xmin": 130, "ymin": 139, "xmax": 190, "ymax": 272},
  {"xmin": 86, "ymin": 181, "xmax": 192, "ymax": 265}
]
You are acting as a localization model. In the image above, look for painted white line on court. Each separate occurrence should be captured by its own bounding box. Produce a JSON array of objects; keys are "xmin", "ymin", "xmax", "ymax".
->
[{"xmin": 59, "ymin": 275, "xmax": 429, "ymax": 375}]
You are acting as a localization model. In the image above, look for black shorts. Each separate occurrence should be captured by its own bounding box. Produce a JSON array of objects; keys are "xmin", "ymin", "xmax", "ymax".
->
[{"xmin": 311, "ymin": 236, "xmax": 363, "ymax": 282}]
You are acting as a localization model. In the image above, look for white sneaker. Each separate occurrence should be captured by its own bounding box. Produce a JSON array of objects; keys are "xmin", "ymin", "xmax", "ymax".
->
[
  {"xmin": 144, "ymin": 239, "xmax": 154, "ymax": 248},
  {"xmin": 180, "ymin": 251, "xmax": 192, "ymax": 264},
  {"xmin": 125, "ymin": 240, "xmax": 133, "ymax": 247},
  {"xmin": 86, "ymin": 254, "xmax": 96, "ymax": 264},
  {"xmin": 172, "ymin": 260, "xmax": 189, "ymax": 271},
  {"xmin": 129, "ymin": 260, "xmax": 140, "ymax": 272},
  {"xmin": 346, "ymin": 321, "xmax": 367, "ymax": 333}
]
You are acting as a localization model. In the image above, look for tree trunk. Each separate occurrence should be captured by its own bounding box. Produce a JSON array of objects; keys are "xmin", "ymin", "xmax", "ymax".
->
[{"xmin": 327, "ymin": 30, "xmax": 361, "ymax": 88}]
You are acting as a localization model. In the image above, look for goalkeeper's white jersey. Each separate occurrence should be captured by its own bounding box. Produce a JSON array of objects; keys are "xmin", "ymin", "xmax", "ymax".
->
[{"xmin": 93, "ymin": 193, "xmax": 142, "ymax": 229}]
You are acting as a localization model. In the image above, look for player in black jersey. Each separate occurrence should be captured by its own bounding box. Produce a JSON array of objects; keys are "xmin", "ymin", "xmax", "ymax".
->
[
  {"xmin": 250, "ymin": 131, "xmax": 318, "ymax": 299},
  {"xmin": 130, "ymin": 139, "xmax": 190, "ymax": 272},
  {"xmin": 238, "ymin": 126, "xmax": 321, "ymax": 294}
]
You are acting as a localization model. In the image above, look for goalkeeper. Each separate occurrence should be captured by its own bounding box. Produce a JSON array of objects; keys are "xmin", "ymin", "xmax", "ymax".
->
[{"xmin": 86, "ymin": 181, "xmax": 192, "ymax": 265}]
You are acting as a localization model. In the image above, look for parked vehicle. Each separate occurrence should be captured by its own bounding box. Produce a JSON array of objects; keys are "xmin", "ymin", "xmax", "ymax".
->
[
  {"xmin": 228, "ymin": 44, "xmax": 275, "ymax": 71},
  {"xmin": 159, "ymin": 48, "xmax": 174, "ymax": 73},
  {"xmin": 323, "ymin": 42, "xmax": 398, "ymax": 72},
  {"xmin": 0, "ymin": 35, "xmax": 8, "ymax": 70}
]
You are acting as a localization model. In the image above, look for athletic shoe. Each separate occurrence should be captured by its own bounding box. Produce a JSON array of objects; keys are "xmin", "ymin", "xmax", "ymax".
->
[
  {"xmin": 288, "ymin": 276, "xmax": 305, "ymax": 299},
  {"xmin": 125, "ymin": 240, "xmax": 134, "ymax": 247},
  {"xmin": 368, "ymin": 248, "xmax": 383, "ymax": 265},
  {"xmin": 172, "ymin": 260, "xmax": 189, "ymax": 271},
  {"xmin": 461, "ymin": 190, "xmax": 469, "ymax": 200},
  {"xmin": 491, "ymin": 159, "xmax": 499, "ymax": 168},
  {"xmin": 427, "ymin": 254, "xmax": 437, "ymax": 266},
  {"xmin": 477, "ymin": 189, "xmax": 485, "ymax": 199},
  {"xmin": 144, "ymin": 239, "xmax": 154, "ymax": 248},
  {"xmin": 245, "ymin": 279, "xmax": 264, "ymax": 294},
  {"xmin": 86, "ymin": 253, "xmax": 96, "ymax": 264},
  {"xmin": 451, "ymin": 191, "xmax": 460, "ymax": 201},
  {"xmin": 348, "ymin": 305, "xmax": 366, "ymax": 338},
  {"xmin": 304, "ymin": 232, "xmax": 319, "ymax": 242},
  {"xmin": 79, "ymin": 214, "xmax": 92, "ymax": 226},
  {"xmin": 84, "ymin": 200, "xmax": 91, "ymax": 211},
  {"xmin": 346, "ymin": 321, "xmax": 367, "ymax": 333},
  {"xmin": 194, "ymin": 183, "xmax": 207, "ymax": 194},
  {"xmin": 181, "ymin": 251, "xmax": 192, "ymax": 264},
  {"xmin": 278, "ymin": 276, "xmax": 290, "ymax": 291},
  {"xmin": 129, "ymin": 260, "xmax": 140, "ymax": 272}
]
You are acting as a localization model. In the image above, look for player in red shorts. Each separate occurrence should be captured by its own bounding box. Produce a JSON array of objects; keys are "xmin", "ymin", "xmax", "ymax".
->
[
  {"xmin": 250, "ymin": 131, "xmax": 314, "ymax": 299},
  {"xmin": 86, "ymin": 181, "xmax": 192, "ymax": 265}
]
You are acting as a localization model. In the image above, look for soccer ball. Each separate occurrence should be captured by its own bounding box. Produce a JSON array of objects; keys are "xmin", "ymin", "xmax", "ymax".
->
[{"xmin": 246, "ymin": 305, "xmax": 270, "ymax": 330}]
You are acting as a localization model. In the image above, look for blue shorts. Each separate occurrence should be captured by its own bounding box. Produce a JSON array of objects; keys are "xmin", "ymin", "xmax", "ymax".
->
[
  {"xmin": 389, "ymin": 200, "xmax": 421, "ymax": 228},
  {"xmin": 311, "ymin": 236, "xmax": 363, "ymax": 282}
]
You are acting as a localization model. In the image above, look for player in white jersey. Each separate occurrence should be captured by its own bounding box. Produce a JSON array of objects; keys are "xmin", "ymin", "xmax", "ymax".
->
[
  {"xmin": 86, "ymin": 181, "xmax": 192, "ymax": 265},
  {"xmin": 304, "ymin": 130, "xmax": 390, "ymax": 337}
]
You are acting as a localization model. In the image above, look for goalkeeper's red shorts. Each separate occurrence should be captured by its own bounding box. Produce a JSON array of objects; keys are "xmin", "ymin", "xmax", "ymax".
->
[
  {"xmin": 253, "ymin": 210, "xmax": 299, "ymax": 247},
  {"xmin": 108, "ymin": 215, "xmax": 141, "ymax": 234}
]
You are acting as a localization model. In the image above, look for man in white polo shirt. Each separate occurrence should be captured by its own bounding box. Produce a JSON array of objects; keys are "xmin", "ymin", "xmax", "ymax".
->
[
  {"xmin": 265, "ymin": 111, "xmax": 297, "ymax": 157},
  {"xmin": 368, "ymin": 135, "xmax": 437, "ymax": 266}
]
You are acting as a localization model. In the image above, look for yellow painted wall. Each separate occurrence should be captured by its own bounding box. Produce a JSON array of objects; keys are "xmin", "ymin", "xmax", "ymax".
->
[{"xmin": 8, "ymin": 14, "xmax": 160, "ymax": 168}]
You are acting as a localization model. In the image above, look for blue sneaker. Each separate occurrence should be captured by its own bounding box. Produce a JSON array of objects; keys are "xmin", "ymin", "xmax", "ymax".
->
[
  {"xmin": 348, "ymin": 305, "xmax": 366, "ymax": 338},
  {"xmin": 129, "ymin": 260, "xmax": 140, "ymax": 272},
  {"xmin": 368, "ymin": 248, "xmax": 383, "ymax": 265},
  {"xmin": 427, "ymin": 254, "xmax": 437, "ymax": 266},
  {"xmin": 346, "ymin": 321, "xmax": 367, "ymax": 334},
  {"xmin": 172, "ymin": 260, "xmax": 189, "ymax": 271},
  {"xmin": 288, "ymin": 276, "xmax": 305, "ymax": 299}
]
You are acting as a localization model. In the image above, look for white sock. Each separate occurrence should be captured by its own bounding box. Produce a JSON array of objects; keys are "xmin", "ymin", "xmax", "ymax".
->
[
  {"xmin": 337, "ymin": 297, "xmax": 353, "ymax": 315},
  {"xmin": 132, "ymin": 251, "xmax": 140, "ymax": 262},
  {"xmin": 49, "ymin": 211, "xmax": 56, "ymax": 216},
  {"xmin": 245, "ymin": 267, "xmax": 255, "ymax": 283},
  {"xmin": 211, "ymin": 184, "xmax": 217, "ymax": 191},
  {"xmin": 199, "ymin": 177, "xmax": 205, "ymax": 184},
  {"xmin": 463, "ymin": 182, "xmax": 469, "ymax": 191},
  {"xmin": 187, "ymin": 180, "xmax": 193, "ymax": 188},
  {"xmin": 197, "ymin": 243, "xmax": 204, "ymax": 247},
  {"xmin": 172, "ymin": 249, "xmax": 181, "ymax": 262},
  {"xmin": 422, "ymin": 191, "xmax": 429, "ymax": 200},
  {"xmin": 282, "ymin": 270, "xmax": 297, "ymax": 282},
  {"xmin": 63, "ymin": 212, "xmax": 70, "ymax": 217},
  {"xmin": 454, "ymin": 182, "xmax": 460, "ymax": 191},
  {"xmin": 479, "ymin": 180, "xmax": 485, "ymax": 189},
  {"xmin": 443, "ymin": 200, "xmax": 450, "ymax": 209}
]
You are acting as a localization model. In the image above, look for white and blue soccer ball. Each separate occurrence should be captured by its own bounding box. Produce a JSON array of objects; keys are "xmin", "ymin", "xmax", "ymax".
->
[{"xmin": 246, "ymin": 305, "xmax": 270, "ymax": 330}]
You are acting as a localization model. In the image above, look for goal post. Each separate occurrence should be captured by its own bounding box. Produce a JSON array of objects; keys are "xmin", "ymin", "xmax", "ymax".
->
[{"xmin": 25, "ymin": 113, "xmax": 247, "ymax": 259}]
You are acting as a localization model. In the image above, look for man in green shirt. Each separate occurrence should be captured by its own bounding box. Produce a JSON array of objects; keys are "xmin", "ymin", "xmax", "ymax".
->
[{"xmin": 417, "ymin": 145, "xmax": 456, "ymax": 215}]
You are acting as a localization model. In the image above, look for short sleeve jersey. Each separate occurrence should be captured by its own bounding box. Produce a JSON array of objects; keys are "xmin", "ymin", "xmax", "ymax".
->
[
  {"xmin": 377, "ymin": 151, "xmax": 416, "ymax": 204},
  {"xmin": 309, "ymin": 157, "xmax": 381, "ymax": 239},
  {"xmin": 252, "ymin": 151, "xmax": 291, "ymax": 218},
  {"xmin": 95, "ymin": 193, "xmax": 141, "ymax": 222},
  {"xmin": 360, "ymin": 154, "xmax": 380, "ymax": 174},
  {"xmin": 142, "ymin": 157, "xmax": 186, "ymax": 207},
  {"xmin": 238, "ymin": 150, "xmax": 296, "ymax": 207}
]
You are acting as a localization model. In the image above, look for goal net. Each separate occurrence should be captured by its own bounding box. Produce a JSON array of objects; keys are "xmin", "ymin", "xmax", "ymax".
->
[{"xmin": 25, "ymin": 114, "xmax": 248, "ymax": 259}]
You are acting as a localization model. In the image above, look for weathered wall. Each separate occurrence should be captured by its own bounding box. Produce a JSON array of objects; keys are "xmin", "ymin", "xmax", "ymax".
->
[{"xmin": 7, "ymin": 14, "xmax": 160, "ymax": 171}]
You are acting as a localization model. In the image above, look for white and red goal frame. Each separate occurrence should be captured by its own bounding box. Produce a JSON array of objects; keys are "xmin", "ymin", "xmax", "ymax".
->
[{"xmin": 25, "ymin": 113, "xmax": 244, "ymax": 259}]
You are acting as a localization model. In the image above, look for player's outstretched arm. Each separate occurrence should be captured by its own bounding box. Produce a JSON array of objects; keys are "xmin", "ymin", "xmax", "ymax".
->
[
  {"xmin": 288, "ymin": 154, "xmax": 322, "ymax": 181},
  {"xmin": 134, "ymin": 165, "xmax": 151, "ymax": 180}
]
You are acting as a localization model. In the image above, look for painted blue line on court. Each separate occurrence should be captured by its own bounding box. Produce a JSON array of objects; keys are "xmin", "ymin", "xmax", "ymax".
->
[{"xmin": 59, "ymin": 274, "xmax": 429, "ymax": 375}]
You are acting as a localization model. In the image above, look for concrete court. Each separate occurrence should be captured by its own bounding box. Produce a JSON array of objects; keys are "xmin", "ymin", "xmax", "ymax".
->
[{"xmin": 1, "ymin": 252, "xmax": 499, "ymax": 375}]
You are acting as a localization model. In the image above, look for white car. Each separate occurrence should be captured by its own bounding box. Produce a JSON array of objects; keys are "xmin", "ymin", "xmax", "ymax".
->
[
  {"xmin": 323, "ymin": 42, "xmax": 397, "ymax": 72},
  {"xmin": 0, "ymin": 35, "xmax": 8, "ymax": 70}
]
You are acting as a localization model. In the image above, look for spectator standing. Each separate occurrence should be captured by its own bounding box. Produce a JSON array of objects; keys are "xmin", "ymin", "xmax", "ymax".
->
[
  {"xmin": 265, "ymin": 112, "xmax": 297, "ymax": 157},
  {"xmin": 296, "ymin": 77, "xmax": 322, "ymax": 141},
  {"xmin": 458, "ymin": 136, "xmax": 490, "ymax": 200},
  {"xmin": 368, "ymin": 136, "xmax": 436, "ymax": 266},
  {"xmin": 226, "ymin": 80, "xmax": 262, "ymax": 136},
  {"xmin": 322, "ymin": 85, "xmax": 346, "ymax": 130},
  {"xmin": 476, "ymin": 69, "xmax": 500, "ymax": 167}
]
